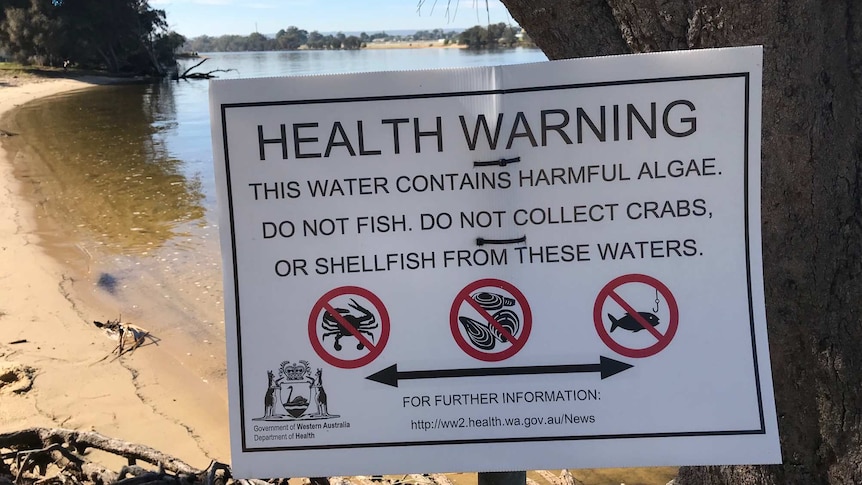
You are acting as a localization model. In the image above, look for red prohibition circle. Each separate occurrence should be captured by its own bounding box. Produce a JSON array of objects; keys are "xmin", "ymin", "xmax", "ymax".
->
[
  {"xmin": 593, "ymin": 274, "xmax": 679, "ymax": 358},
  {"xmin": 450, "ymin": 278, "xmax": 532, "ymax": 362},
  {"xmin": 308, "ymin": 286, "xmax": 390, "ymax": 369}
]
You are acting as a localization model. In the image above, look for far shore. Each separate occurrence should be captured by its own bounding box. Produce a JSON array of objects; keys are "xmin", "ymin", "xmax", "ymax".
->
[
  {"xmin": 364, "ymin": 41, "xmax": 465, "ymax": 49},
  {"xmin": 179, "ymin": 42, "xmax": 527, "ymax": 56}
]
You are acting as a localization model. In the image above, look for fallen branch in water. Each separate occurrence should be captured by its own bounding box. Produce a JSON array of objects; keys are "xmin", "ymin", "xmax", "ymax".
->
[
  {"xmin": 179, "ymin": 57, "xmax": 208, "ymax": 78},
  {"xmin": 177, "ymin": 58, "xmax": 237, "ymax": 79},
  {"xmin": 182, "ymin": 69, "xmax": 238, "ymax": 79}
]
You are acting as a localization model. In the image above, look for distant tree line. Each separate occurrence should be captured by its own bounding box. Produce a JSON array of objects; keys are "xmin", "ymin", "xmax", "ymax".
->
[
  {"xmin": 184, "ymin": 25, "xmax": 534, "ymax": 53},
  {"xmin": 0, "ymin": 0, "xmax": 184, "ymax": 75},
  {"xmin": 458, "ymin": 23, "xmax": 532, "ymax": 49},
  {"xmin": 186, "ymin": 28, "xmax": 368, "ymax": 53}
]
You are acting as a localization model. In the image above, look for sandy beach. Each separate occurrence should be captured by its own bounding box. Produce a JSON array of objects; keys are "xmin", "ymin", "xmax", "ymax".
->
[{"xmin": 0, "ymin": 75, "xmax": 230, "ymax": 468}]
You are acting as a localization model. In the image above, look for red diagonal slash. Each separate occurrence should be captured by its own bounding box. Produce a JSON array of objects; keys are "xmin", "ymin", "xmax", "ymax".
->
[
  {"xmin": 608, "ymin": 290, "xmax": 665, "ymax": 341},
  {"xmin": 465, "ymin": 296, "xmax": 519, "ymax": 345},
  {"xmin": 322, "ymin": 301, "xmax": 377, "ymax": 351}
]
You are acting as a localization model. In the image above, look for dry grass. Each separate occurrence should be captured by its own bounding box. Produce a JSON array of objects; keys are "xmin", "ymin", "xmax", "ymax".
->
[
  {"xmin": 0, "ymin": 62, "xmax": 117, "ymax": 87},
  {"xmin": 0, "ymin": 62, "xmax": 66, "ymax": 86}
]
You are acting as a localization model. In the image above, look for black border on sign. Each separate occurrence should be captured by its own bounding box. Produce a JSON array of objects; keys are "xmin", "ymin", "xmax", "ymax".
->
[{"xmin": 220, "ymin": 72, "xmax": 763, "ymax": 452}]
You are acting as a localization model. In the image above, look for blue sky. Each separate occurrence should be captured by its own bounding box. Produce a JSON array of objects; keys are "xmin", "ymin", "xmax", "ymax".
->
[{"xmin": 150, "ymin": 0, "xmax": 516, "ymax": 38}]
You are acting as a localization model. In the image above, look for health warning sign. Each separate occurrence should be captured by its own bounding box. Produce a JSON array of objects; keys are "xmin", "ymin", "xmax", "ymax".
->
[{"xmin": 210, "ymin": 46, "xmax": 779, "ymax": 478}]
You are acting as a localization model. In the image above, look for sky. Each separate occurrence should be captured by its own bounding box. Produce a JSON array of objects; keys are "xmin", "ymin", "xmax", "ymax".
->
[{"xmin": 150, "ymin": 0, "xmax": 517, "ymax": 38}]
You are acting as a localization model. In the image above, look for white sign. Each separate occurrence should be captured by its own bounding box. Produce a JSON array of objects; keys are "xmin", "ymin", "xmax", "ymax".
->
[{"xmin": 210, "ymin": 46, "xmax": 780, "ymax": 478}]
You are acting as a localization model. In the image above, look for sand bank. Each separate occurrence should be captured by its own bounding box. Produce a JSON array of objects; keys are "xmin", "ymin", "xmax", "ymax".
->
[{"xmin": 0, "ymin": 75, "xmax": 229, "ymax": 467}]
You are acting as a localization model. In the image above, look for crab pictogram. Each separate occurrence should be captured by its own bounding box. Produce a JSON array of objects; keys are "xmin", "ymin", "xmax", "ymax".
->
[{"xmin": 321, "ymin": 299, "xmax": 378, "ymax": 351}]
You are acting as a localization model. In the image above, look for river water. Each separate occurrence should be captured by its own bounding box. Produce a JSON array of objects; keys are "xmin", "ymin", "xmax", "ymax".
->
[{"xmin": 2, "ymin": 48, "xmax": 548, "ymax": 351}]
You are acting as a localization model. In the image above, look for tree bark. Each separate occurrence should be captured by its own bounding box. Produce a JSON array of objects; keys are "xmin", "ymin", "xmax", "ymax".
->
[
  {"xmin": 499, "ymin": 1, "xmax": 628, "ymax": 59},
  {"xmin": 500, "ymin": 1, "xmax": 862, "ymax": 483}
]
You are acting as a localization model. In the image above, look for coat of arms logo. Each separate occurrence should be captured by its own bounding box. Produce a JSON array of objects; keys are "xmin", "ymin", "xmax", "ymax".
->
[{"xmin": 259, "ymin": 359, "xmax": 339, "ymax": 421}]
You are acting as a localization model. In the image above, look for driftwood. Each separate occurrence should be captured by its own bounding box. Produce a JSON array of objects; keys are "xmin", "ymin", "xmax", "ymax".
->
[
  {"xmin": 92, "ymin": 318, "xmax": 156, "ymax": 357},
  {"xmin": 0, "ymin": 427, "xmax": 226, "ymax": 485},
  {"xmin": 1, "ymin": 428, "xmax": 590, "ymax": 485}
]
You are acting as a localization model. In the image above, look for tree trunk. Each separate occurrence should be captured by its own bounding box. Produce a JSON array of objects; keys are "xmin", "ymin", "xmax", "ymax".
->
[{"xmin": 499, "ymin": 1, "xmax": 862, "ymax": 483}]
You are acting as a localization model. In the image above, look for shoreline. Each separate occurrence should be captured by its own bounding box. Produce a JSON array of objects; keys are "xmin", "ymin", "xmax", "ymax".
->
[{"xmin": 0, "ymin": 75, "xmax": 230, "ymax": 466}]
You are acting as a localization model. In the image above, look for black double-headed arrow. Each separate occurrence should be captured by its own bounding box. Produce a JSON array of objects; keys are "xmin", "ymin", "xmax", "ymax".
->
[{"xmin": 366, "ymin": 356, "xmax": 633, "ymax": 388}]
